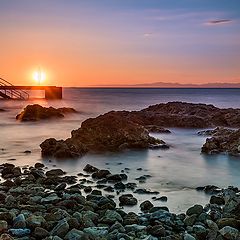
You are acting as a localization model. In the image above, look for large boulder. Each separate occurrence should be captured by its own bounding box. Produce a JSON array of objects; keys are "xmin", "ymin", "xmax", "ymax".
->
[
  {"xmin": 16, "ymin": 104, "xmax": 76, "ymax": 121},
  {"xmin": 40, "ymin": 138, "xmax": 88, "ymax": 159},
  {"xmin": 71, "ymin": 111, "xmax": 162, "ymax": 151},
  {"xmin": 201, "ymin": 128, "xmax": 240, "ymax": 155},
  {"xmin": 40, "ymin": 111, "xmax": 163, "ymax": 158}
]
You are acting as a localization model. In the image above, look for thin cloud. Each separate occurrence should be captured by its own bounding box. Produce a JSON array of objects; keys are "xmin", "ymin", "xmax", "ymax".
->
[
  {"xmin": 143, "ymin": 32, "xmax": 153, "ymax": 38},
  {"xmin": 205, "ymin": 19, "xmax": 233, "ymax": 25}
]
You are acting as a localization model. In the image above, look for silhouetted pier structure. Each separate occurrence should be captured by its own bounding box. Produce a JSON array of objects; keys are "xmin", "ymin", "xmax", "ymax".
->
[{"xmin": 0, "ymin": 78, "xmax": 62, "ymax": 99}]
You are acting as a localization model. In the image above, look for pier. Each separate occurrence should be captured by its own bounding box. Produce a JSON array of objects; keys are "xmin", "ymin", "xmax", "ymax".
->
[{"xmin": 0, "ymin": 78, "xmax": 62, "ymax": 99}]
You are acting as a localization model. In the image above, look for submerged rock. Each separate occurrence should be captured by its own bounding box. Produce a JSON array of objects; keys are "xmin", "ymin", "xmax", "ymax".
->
[{"xmin": 16, "ymin": 104, "xmax": 77, "ymax": 121}]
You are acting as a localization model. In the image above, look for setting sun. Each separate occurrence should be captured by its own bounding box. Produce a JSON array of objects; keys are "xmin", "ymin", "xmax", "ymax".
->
[{"xmin": 33, "ymin": 70, "xmax": 46, "ymax": 85}]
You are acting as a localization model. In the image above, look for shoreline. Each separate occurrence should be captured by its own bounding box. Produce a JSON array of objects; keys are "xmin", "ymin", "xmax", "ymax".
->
[{"xmin": 0, "ymin": 162, "xmax": 239, "ymax": 239}]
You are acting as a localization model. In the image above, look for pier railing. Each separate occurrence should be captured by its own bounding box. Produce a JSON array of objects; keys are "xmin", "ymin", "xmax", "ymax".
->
[{"xmin": 0, "ymin": 78, "xmax": 29, "ymax": 100}]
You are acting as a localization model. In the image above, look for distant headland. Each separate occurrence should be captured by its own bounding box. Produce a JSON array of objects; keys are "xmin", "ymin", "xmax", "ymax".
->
[{"xmin": 89, "ymin": 82, "xmax": 240, "ymax": 88}]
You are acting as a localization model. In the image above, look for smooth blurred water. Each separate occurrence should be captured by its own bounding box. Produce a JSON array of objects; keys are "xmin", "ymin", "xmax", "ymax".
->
[{"xmin": 0, "ymin": 88, "xmax": 240, "ymax": 213}]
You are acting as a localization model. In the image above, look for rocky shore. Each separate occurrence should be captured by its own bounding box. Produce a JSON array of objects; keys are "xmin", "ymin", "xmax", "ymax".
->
[{"xmin": 0, "ymin": 162, "xmax": 239, "ymax": 240}]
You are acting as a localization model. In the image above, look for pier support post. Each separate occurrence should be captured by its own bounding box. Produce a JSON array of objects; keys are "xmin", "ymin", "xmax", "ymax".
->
[{"xmin": 45, "ymin": 87, "xmax": 62, "ymax": 99}]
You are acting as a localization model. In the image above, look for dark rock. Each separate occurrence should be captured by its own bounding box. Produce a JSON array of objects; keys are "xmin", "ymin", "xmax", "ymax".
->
[
  {"xmin": 140, "ymin": 200, "xmax": 153, "ymax": 212},
  {"xmin": 46, "ymin": 169, "xmax": 66, "ymax": 177},
  {"xmin": 84, "ymin": 186, "xmax": 92, "ymax": 193},
  {"xmin": 119, "ymin": 194, "xmax": 137, "ymax": 206},
  {"xmin": 186, "ymin": 205, "xmax": 203, "ymax": 216},
  {"xmin": 83, "ymin": 164, "xmax": 99, "ymax": 173},
  {"xmin": 24, "ymin": 150, "xmax": 31, "ymax": 154},
  {"xmin": 210, "ymin": 195, "xmax": 225, "ymax": 205},
  {"xmin": 55, "ymin": 183, "xmax": 67, "ymax": 191},
  {"xmin": 145, "ymin": 125, "xmax": 171, "ymax": 133},
  {"xmin": 34, "ymin": 163, "xmax": 44, "ymax": 168},
  {"xmin": 147, "ymin": 224, "xmax": 166, "ymax": 237},
  {"xmin": 40, "ymin": 138, "xmax": 88, "ymax": 159},
  {"xmin": 134, "ymin": 188, "xmax": 159, "ymax": 195},
  {"xmin": 154, "ymin": 196, "xmax": 168, "ymax": 201},
  {"xmin": 201, "ymin": 128, "xmax": 240, "ymax": 156},
  {"xmin": 114, "ymin": 182, "xmax": 126, "ymax": 190},
  {"xmin": 92, "ymin": 169, "xmax": 111, "ymax": 179},
  {"xmin": 16, "ymin": 104, "xmax": 76, "ymax": 121},
  {"xmin": 33, "ymin": 227, "xmax": 49, "ymax": 239},
  {"xmin": 40, "ymin": 111, "xmax": 163, "ymax": 159}
]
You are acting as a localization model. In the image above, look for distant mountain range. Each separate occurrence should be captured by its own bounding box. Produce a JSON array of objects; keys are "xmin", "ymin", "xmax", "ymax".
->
[{"xmin": 91, "ymin": 82, "xmax": 240, "ymax": 88}]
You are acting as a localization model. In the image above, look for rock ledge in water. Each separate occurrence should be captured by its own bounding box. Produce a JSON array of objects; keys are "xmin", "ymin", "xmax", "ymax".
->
[
  {"xmin": 16, "ymin": 104, "xmax": 77, "ymax": 121},
  {"xmin": 201, "ymin": 127, "xmax": 240, "ymax": 156},
  {"xmin": 40, "ymin": 111, "xmax": 164, "ymax": 159}
]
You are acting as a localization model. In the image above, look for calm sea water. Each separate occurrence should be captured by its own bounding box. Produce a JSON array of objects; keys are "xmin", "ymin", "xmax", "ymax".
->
[{"xmin": 1, "ymin": 88, "xmax": 240, "ymax": 213}]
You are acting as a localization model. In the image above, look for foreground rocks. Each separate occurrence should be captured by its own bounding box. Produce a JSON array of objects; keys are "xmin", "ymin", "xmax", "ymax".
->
[
  {"xmin": 40, "ymin": 111, "xmax": 165, "ymax": 159},
  {"xmin": 16, "ymin": 104, "xmax": 77, "ymax": 121},
  {"xmin": 201, "ymin": 127, "xmax": 240, "ymax": 156},
  {"xmin": 0, "ymin": 162, "xmax": 239, "ymax": 240}
]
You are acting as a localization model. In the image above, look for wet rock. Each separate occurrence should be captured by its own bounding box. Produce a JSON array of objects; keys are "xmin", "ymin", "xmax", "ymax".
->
[
  {"xmin": 107, "ymin": 174, "xmax": 123, "ymax": 182},
  {"xmin": 154, "ymin": 196, "xmax": 168, "ymax": 201},
  {"xmin": 40, "ymin": 138, "xmax": 88, "ymax": 159},
  {"xmin": 145, "ymin": 125, "xmax": 171, "ymax": 134},
  {"xmin": 26, "ymin": 215, "xmax": 45, "ymax": 228},
  {"xmin": 16, "ymin": 104, "xmax": 76, "ymax": 121},
  {"xmin": 123, "ymin": 212, "xmax": 139, "ymax": 225},
  {"xmin": 8, "ymin": 228, "xmax": 31, "ymax": 237},
  {"xmin": 184, "ymin": 233, "xmax": 196, "ymax": 240},
  {"xmin": 13, "ymin": 214, "xmax": 26, "ymax": 229},
  {"xmin": 217, "ymin": 218, "xmax": 240, "ymax": 229},
  {"xmin": 134, "ymin": 188, "xmax": 159, "ymax": 195},
  {"xmin": 140, "ymin": 200, "xmax": 154, "ymax": 212},
  {"xmin": 83, "ymin": 227, "xmax": 108, "ymax": 237},
  {"xmin": 202, "ymin": 128, "xmax": 240, "ymax": 156},
  {"xmin": 55, "ymin": 183, "xmax": 67, "ymax": 191},
  {"xmin": 114, "ymin": 182, "xmax": 126, "ymax": 190},
  {"xmin": 0, "ymin": 221, "xmax": 8, "ymax": 233},
  {"xmin": 0, "ymin": 234, "xmax": 14, "ymax": 240},
  {"xmin": 219, "ymin": 226, "xmax": 239, "ymax": 240},
  {"xmin": 33, "ymin": 227, "xmax": 49, "ymax": 239},
  {"xmin": 100, "ymin": 210, "xmax": 123, "ymax": 224},
  {"xmin": 64, "ymin": 229, "xmax": 85, "ymax": 240},
  {"xmin": 92, "ymin": 169, "xmax": 111, "ymax": 179},
  {"xmin": 46, "ymin": 169, "xmax": 66, "ymax": 177},
  {"xmin": 210, "ymin": 195, "xmax": 225, "ymax": 205},
  {"xmin": 51, "ymin": 219, "xmax": 69, "ymax": 238},
  {"xmin": 186, "ymin": 205, "xmax": 203, "ymax": 216},
  {"xmin": 41, "ymin": 193, "xmax": 60, "ymax": 204},
  {"xmin": 34, "ymin": 163, "xmax": 44, "ymax": 169},
  {"xmin": 119, "ymin": 194, "xmax": 138, "ymax": 206},
  {"xmin": 0, "ymin": 213, "xmax": 14, "ymax": 225},
  {"xmin": 192, "ymin": 224, "xmax": 207, "ymax": 239},
  {"xmin": 146, "ymin": 224, "xmax": 166, "ymax": 237},
  {"xmin": 83, "ymin": 164, "xmax": 99, "ymax": 173}
]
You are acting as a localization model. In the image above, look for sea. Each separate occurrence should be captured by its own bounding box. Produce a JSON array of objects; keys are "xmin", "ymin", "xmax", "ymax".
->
[{"xmin": 1, "ymin": 88, "xmax": 240, "ymax": 213}]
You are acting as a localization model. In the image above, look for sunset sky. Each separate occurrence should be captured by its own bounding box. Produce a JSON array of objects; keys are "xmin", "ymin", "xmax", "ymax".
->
[{"xmin": 0, "ymin": 0, "xmax": 239, "ymax": 87}]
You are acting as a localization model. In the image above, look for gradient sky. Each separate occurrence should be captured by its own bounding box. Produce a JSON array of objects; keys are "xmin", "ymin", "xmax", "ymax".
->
[{"xmin": 0, "ymin": 0, "xmax": 239, "ymax": 86}]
